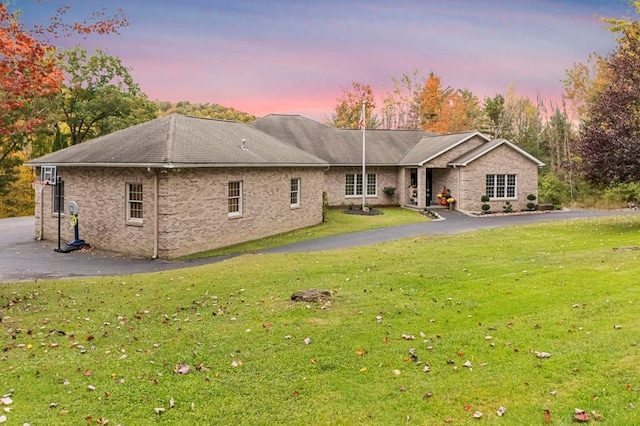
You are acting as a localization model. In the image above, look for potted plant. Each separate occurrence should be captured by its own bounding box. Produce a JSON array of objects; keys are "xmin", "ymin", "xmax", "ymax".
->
[
  {"xmin": 481, "ymin": 195, "xmax": 490, "ymax": 213},
  {"xmin": 437, "ymin": 186, "xmax": 451, "ymax": 206}
]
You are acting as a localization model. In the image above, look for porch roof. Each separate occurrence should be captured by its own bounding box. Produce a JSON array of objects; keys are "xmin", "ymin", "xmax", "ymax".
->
[{"xmin": 398, "ymin": 132, "xmax": 489, "ymax": 166}]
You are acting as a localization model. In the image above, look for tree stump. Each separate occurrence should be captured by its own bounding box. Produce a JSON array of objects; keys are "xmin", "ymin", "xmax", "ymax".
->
[{"xmin": 291, "ymin": 289, "xmax": 332, "ymax": 303}]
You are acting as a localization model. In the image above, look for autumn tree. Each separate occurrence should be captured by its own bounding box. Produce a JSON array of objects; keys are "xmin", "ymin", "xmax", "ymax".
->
[
  {"xmin": 575, "ymin": 21, "xmax": 640, "ymax": 186},
  {"xmin": 417, "ymin": 73, "xmax": 481, "ymax": 134},
  {"xmin": 329, "ymin": 82, "xmax": 376, "ymax": 129},
  {"xmin": 563, "ymin": 54, "xmax": 609, "ymax": 120},
  {"xmin": 0, "ymin": 2, "xmax": 127, "ymax": 198},
  {"xmin": 55, "ymin": 46, "xmax": 155, "ymax": 145},
  {"xmin": 0, "ymin": 3, "xmax": 62, "ymax": 195},
  {"xmin": 379, "ymin": 69, "xmax": 424, "ymax": 130}
]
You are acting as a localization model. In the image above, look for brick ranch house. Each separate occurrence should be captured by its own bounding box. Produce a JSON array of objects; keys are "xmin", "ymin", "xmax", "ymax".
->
[{"xmin": 27, "ymin": 113, "xmax": 544, "ymax": 259}]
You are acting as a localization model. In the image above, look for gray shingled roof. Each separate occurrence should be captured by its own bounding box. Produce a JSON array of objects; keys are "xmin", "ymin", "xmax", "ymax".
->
[
  {"xmin": 449, "ymin": 139, "xmax": 546, "ymax": 167},
  {"xmin": 251, "ymin": 114, "xmax": 437, "ymax": 165},
  {"xmin": 26, "ymin": 114, "xmax": 327, "ymax": 168}
]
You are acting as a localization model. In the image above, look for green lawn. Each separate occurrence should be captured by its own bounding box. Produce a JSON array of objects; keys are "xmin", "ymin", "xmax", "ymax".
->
[
  {"xmin": 181, "ymin": 207, "xmax": 430, "ymax": 258},
  {"xmin": 1, "ymin": 214, "xmax": 640, "ymax": 425}
]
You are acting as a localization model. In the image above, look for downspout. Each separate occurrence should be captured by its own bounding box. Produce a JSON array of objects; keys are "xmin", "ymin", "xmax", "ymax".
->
[
  {"xmin": 38, "ymin": 185, "xmax": 44, "ymax": 240},
  {"xmin": 152, "ymin": 169, "xmax": 159, "ymax": 259},
  {"xmin": 456, "ymin": 166, "xmax": 461, "ymax": 211}
]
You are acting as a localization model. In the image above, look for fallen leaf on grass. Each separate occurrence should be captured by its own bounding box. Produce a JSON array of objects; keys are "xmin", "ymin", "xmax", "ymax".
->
[
  {"xmin": 534, "ymin": 351, "xmax": 551, "ymax": 358},
  {"xmin": 463, "ymin": 404, "xmax": 472, "ymax": 411},
  {"xmin": 473, "ymin": 411, "xmax": 483, "ymax": 418},
  {"xmin": 303, "ymin": 337, "xmax": 312, "ymax": 345},
  {"xmin": 401, "ymin": 334, "xmax": 415, "ymax": 340},
  {"xmin": 392, "ymin": 369, "xmax": 401, "ymax": 376},
  {"xmin": 173, "ymin": 362, "xmax": 190, "ymax": 375},
  {"xmin": 574, "ymin": 408, "xmax": 589, "ymax": 422},
  {"xmin": 154, "ymin": 407, "xmax": 165, "ymax": 414},
  {"xmin": 496, "ymin": 406, "xmax": 507, "ymax": 416},
  {"xmin": 544, "ymin": 409, "xmax": 551, "ymax": 423},
  {"xmin": 355, "ymin": 349, "xmax": 367, "ymax": 356}
]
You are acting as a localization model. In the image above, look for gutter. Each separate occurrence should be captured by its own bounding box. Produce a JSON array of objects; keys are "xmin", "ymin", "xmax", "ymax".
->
[{"xmin": 24, "ymin": 162, "xmax": 329, "ymax": 168}]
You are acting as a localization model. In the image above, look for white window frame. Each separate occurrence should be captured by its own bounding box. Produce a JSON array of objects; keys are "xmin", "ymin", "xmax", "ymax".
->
[
  {"xmin": 486, "ymin": 174, "xmax": 517, "ymax": 200},
  {"xmin": 345, "ymin": 173, "xmax": 377, "ymax": 197},
  {"xmin": 290, "ymin": 178, "xmax": 301, "ymax": 208},
  {"xmin": 41, "ymin": 165, "xmax": 57, "ymax": 184},
  {"xmin": 126, "ymin": 182, "xmax": 144, "ymax": 223},
  {"xmin": 228, "ymin": 180, "xmax": 243, "ymax": 217}
]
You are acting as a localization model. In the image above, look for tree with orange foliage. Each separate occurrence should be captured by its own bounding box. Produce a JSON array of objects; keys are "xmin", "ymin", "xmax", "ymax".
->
[
  {"xmin": 0, "ymin": 1, "xmax": 127, "ymax": 196},
  {"xmin": 418, "ymin": 73, "xmax": 480, "ymax": 134}
]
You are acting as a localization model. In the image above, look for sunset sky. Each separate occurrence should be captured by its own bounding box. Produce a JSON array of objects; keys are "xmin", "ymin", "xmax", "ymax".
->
[{"xmin": 15, "ymin": 0, "xmax": 635, "ymax": 121}]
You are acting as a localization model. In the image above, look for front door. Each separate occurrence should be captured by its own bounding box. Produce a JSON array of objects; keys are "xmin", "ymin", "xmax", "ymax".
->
[{"xmin": 425, "ymin": 169, "xmax": 433, "ymax": 206}]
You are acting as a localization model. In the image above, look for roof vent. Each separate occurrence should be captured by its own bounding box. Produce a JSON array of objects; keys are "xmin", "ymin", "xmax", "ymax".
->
[{"xmin": 241, "ymin": 138, "xmax": 248, "ymax": 151}]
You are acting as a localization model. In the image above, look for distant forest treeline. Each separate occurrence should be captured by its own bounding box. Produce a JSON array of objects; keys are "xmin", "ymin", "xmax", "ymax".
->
[{"xmin": 156, "ymin": 101, "xmax": 257, "ymax": 123}]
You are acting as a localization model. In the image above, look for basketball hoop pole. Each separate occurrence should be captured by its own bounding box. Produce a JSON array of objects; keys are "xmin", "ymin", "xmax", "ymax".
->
[
  {"xmin": 56, "ymin": 176, "xmax": 62, "ymax": 252},
  {"xmin": 32, "ymin": 180, "xmax": 48, "ymax": 240}
]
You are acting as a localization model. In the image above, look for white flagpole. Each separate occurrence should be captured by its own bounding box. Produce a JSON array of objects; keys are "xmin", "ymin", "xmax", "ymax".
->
[{"xmin": 361, "ymin": 100, "xmax": 366, "ymax": 210}]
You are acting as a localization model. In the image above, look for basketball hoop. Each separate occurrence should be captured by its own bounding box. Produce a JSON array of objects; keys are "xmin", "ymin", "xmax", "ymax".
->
[{"xmin": 32, "ymin": 180, "xmax": 48, "ymax": 194}]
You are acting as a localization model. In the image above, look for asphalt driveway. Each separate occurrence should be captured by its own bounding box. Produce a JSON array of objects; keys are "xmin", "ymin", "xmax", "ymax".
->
[{"xmin": 1, "ymin": 209, "xmax": 638, "ymax": 283}]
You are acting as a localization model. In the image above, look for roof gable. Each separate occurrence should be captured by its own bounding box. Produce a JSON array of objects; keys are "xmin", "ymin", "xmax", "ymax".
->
[
  {"xmin": 399, "ymin": 131, "xmax": 490, "ymax": 166},
  {"xmin": 448, "ymin": 139, "xmax": 546, "ymax": 167},
  {"xmin": 27, "ymin": 114, "xmax": 327, "ymax": 168}
]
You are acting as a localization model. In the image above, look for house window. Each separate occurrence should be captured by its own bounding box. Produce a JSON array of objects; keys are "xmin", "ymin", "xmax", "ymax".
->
[
  {"xmin": 345, "ymin": 173, "xmax": 377, "ymax": 196},
  {"xmin": 228, "ymin": 181, "xmax": 243, "ymax": 217},
  {"xmin": 366, "ymin": 173, "xmax": 377, "ymax": 196},
  {"xmin": 127, "ymin": 183, "xmax": 143, "ymax": 222},
  {"xmin": 486, "ymin": 174, "xmax": 517, "ymax": 199},
  {"xmin": 52, "ymin": 180, "xmax": 64, "ymax": 214},
  {"xmin": 290, "ymin": 178, "xmax": 301, "ymax": 207}
]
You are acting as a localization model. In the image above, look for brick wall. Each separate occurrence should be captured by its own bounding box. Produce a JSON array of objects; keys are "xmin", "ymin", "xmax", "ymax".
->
[
  {"xmin": 157, "ymin": 167, "xmax": 324, "ymax": 258},
  {"xmin": 36, "ymin": 167, "xmax": 157, "ymax": 257},
  {"xmin": 35, "ymin": 166, "xmax": 324, "ymax": 259},
  {"xmin": 324, "ymin": 166, "xmax": 400, "ymax": 207},
  {"xmin": 457, "ymin": 145, "xmax": 540, "ymax": 212}
]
